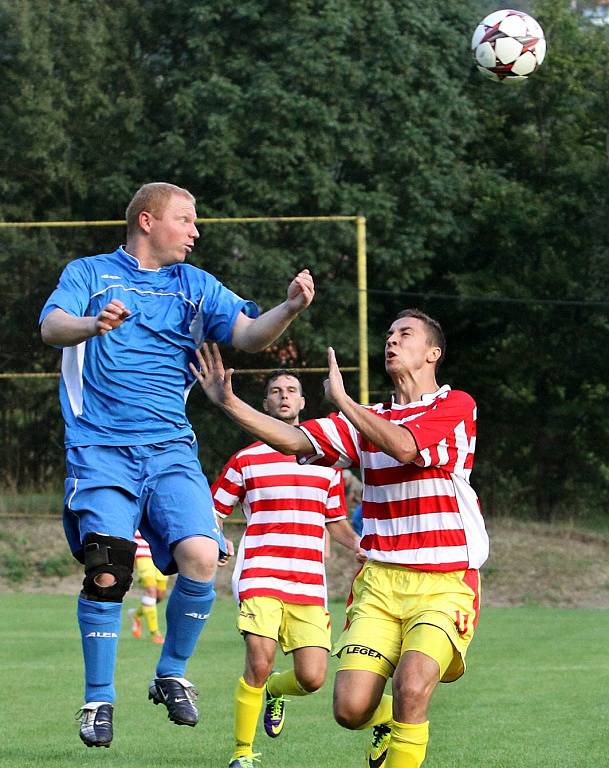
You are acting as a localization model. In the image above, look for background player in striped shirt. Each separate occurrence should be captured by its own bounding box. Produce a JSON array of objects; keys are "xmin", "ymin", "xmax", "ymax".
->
[
  {"xmin": 191, "ymin": 309, "xmax": 489, "ymax": 768},
  {"xmin": 128, "ymin": 531, "xmax": 169, "ymax": 645},
  {"xmin": 211, "ymin": 370, "xmax": 361, "ymax": 768},
  {"xmin": 39, "ymin": 182, "xmax": 315, "ymax": 749}
]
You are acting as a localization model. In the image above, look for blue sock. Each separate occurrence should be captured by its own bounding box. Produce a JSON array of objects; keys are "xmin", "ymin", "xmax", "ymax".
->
[
  {"xmin": 78, "ymin": 596, "xmax": 122, "ymax": 703},
  {"xmin": 156, "ymin": 575, "xmax": 215, "ymax": 679}
]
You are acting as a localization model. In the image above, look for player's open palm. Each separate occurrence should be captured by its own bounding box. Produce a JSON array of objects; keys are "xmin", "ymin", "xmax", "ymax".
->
[
  {"xmin": 323, "ymin": 346, "xmax": 347, "ymax": 406},
  {"xmin": 190, "ymin": 343, "xmax": 234, "ymax": 407},
  {"xmin": 286, "ymin": 268, "xmax": 314, "ymax": 314}
]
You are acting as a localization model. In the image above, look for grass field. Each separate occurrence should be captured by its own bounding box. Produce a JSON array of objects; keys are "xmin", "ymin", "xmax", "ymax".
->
[{"xmin": 2, "ymin": 594, "xmax": 607, "ymax": 768}]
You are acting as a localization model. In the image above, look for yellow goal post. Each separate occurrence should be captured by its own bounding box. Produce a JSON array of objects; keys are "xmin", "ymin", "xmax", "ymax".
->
[{"xmin": 0, "ymin": 214, "xmax": 370, "ymax": 403}]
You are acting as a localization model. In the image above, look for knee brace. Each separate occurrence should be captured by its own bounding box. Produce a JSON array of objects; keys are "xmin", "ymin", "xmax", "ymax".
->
[{"xmin": 80, "ymin": 532, "xmax": 137, "ymax": 603}]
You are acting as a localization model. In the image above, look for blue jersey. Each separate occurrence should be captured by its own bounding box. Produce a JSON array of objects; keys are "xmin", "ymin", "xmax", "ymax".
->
[{"xmin": 40, "ymin": 246, "xmax": 259, "ymax": 447}]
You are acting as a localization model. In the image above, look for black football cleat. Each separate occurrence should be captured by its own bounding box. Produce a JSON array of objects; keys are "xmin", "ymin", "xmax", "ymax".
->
[
  {"xmin": 149, "ymin": 676, "xmax": 199, "ymax": 726},
  {"xmin": 77, "ymin": 702, "xmax": 114, "ymax": 748}
]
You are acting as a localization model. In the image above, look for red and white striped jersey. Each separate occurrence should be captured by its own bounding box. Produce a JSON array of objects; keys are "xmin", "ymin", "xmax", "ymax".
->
[
  {"xmin": 212, "ymin": 441, "xmax": 347, "ymax": 606},
  {"xmin": 298, "ymin": 386, "xmax": 488, "ymax": 572},
  {"xmin": 134, "ymin": 530, "xmax": 152, "ymax": 559}
]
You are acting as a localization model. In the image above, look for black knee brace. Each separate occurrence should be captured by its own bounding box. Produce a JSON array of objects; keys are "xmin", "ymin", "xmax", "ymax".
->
[{"xmin": 80, "ymin": 532, "xmax": 137, "ymax": 603}]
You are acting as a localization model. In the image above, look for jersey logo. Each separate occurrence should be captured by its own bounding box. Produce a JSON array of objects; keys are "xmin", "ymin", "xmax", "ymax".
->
[
  {"xmin": 344, "ymin": 645, "xmax": 382, "ymax": 659},
  {"xmin": 100, "ymin": 274, "xmax": 122, "ymax": 279}
]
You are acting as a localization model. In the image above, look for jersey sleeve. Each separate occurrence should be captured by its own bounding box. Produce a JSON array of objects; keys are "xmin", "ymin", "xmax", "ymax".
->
[
  {"xmin": 297, "ymin": 412, "xmax": 361, "ymax": 469},
  {"xmin": 39, "ymin": 259, "xmax": 93, "ymax": 324},
  {"xmin": 211, "ymin": 453, "xmax": 246, "ymax": 518},
  {"xmin": 324, "ymin": 470, "xmax": 348, "ymax": 521},
  {"xmin": 404, "ymin": 390, "xmax": 476, "ymax": 469},
  {"xmin": 190, "ymin": 273, "xmax": 260, "ymax": 345}
]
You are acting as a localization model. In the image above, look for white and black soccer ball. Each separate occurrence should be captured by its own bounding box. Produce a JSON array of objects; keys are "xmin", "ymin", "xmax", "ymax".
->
[{"xmin": 471, "ymin": 9, "xmax": 546, "ymax": 82}]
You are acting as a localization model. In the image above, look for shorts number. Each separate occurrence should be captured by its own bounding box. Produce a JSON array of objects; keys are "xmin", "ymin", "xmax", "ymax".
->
[{"xmin": 455, "ymin": 610, "xmax": 470, "ymax": 636}]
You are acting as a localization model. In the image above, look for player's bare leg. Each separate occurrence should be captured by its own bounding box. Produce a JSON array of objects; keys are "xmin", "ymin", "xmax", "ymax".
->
[
  {"xmin": 173, "ymin": 535, "xmax": 218, "ymax": 582},
  {"xmin": 334, "ymin": 669, "xmax": 392, "ymax": 768},
  {"xmin": 292, "ymin": 645, "xmax": 327, "ymax": 692},
  {"xmin": 333, "ymin": 669, "xmax": 387, "ymax": 729},
  {"xmin": 262, "ymin": 644, "xmax": 329, "ymax": 740}
]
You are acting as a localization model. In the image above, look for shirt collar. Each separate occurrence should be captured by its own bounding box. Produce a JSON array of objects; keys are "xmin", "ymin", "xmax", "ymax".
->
[
  {"xmin": 117, "ymin": 245, "xmax": 162, "ymax": 272},
  {"xmin": 390, "ymin": 384, "xmax": 451, "ymax": 409}
]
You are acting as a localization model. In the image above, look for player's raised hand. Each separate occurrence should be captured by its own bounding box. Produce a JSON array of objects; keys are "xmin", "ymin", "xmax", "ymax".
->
[
  {"xmin": 95, "ymin": 299, "xmax": 130, "ymax": 335},
  {"xmin": 286, "ymin": 269, "xmax": 314, "ymax": 314},
  {"xmin": 323, "ymin": 346, "xmax": 347, "ymax": 406},
  {"xmin": 190, "ymin": 343, "xmax": 235, "ymax": 407}
]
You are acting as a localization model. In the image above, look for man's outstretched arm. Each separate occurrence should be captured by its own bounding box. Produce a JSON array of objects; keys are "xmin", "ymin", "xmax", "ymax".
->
[
  {"xmin": 190, "ymin": 343, "xmax": 314, "ymax": 456},
  {"xmin": 230, "ymin": 269, "xmax": 314, "ymax": 352}
]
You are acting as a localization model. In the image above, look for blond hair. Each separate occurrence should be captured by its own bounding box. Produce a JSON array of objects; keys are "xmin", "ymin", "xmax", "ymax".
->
[{"xmin": 125, "ymin": 182, "xmax": 195, "ymax": 236}]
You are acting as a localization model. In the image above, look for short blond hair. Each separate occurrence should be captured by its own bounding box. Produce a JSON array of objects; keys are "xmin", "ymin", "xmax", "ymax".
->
[{"xmin": 125, "ymin": 182, "xmax": 195, "ymax": 236}]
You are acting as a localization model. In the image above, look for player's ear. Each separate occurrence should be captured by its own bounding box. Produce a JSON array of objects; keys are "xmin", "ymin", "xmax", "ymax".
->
[
  {"xmin": 262, "ymin": 398, "xmax": 269, "ymax": 413},
  {"xmin": 138, "ymin": 210, "xmax": 154, "ymax": 233},
  {"xmin": 299, "ymin": 397, "xmax": 305, "ymax": 413},
  {"xmin": 427, "ymin": 346, "xmax": 441, "ymax": 365}
]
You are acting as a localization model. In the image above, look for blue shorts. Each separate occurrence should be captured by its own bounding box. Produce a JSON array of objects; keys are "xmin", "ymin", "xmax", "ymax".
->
[{"xmin": 63, "ymin": 436, "xmax": 225, "ymax": 574}]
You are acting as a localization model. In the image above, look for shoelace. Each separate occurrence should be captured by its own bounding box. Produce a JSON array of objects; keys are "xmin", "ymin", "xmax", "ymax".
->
[
  {"xmin": 238, "ymin": 753, "xmax": 262, "ymax": 767},
  {"xmin": 371, "ymin": 725, "xmax": 391, "ymax": 748},
  {"xmin": 74, "ymin": 705, "xmax": 106, "ymax": 720},
  {"xmin": 182, "ymin": 685, "xmax": 199, "ymax": 703},
  {"xmin": 159, "ymin": 680, "xmax": 199, "ymax": 703},
  {"xmin": 268, "ymin": 695, "xmax": 288, "ymax": 719}
]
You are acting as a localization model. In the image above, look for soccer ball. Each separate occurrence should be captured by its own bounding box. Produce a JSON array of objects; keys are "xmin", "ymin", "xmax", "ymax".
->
[{"xmin": 471, "ymin": 9, "xmax": 546, "ymax": 82}]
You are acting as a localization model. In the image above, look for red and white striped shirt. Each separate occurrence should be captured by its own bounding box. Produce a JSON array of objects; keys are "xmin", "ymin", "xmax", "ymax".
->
[
  {"xmin": 298, "ymin": 386, "xmax": 488, "ymax": 572},
  {"xmin": 212, "ymin": 442, "xmax": 347, "ymax": 606},
  {"xmin": 134, "ymin": 530, "xmax": 152, "ymax": 559}
]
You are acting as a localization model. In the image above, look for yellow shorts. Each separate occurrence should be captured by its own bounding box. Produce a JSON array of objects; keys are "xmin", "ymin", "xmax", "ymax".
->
[
  {"xmin": 334, "ymin": 561, "xmax": 481, "ymax": 683},
  {"xmin": 238, "ymin": 596, "xmax": 332, "ymax": 653},
  {"xmin": 135, "ymin": 556, "xmax": 168, "ymax": 590}
]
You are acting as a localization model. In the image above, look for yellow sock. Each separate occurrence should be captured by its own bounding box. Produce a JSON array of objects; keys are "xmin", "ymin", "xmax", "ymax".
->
[
  {"xmin": 386, "ymin": 720, "xmax": 429, "ymax": 768},
  {"xmin": 358, "ymin": 693, "xmax": 393, "ymax": 729},
  {"xmin": 266, "ymin": 669, "xmax": 307, "ymax": 697},
  {"xmin": 140, "ymin": 599, "xmax": 159, "ymax": 635},
  {"xmin": 233, "ymin": 677, "xmax": 265, "ymax": 758}
]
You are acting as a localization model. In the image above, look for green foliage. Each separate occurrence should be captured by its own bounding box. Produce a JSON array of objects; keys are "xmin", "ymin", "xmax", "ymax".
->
[
  {"xmin": 37, "ymin": 552, "xmax": 77, "ymax": 578},
  {"xmin": 0, "ymin": 552, "xmax": 27, "ymax": 582},
  {"xmin": 1, "ymin": 0, "xmax": 609, "ymax": 519}
]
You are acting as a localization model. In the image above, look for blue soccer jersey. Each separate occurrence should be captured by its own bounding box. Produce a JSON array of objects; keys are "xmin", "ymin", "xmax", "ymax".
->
[{"xmin": 40, "ymin": 246, "xmax": 259, "ymax": 447}]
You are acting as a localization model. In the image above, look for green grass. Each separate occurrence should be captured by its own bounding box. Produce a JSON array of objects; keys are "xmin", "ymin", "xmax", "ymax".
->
[
  {"xmin": 0, "ymin": 489, "xmax": 63, "ymax": 517},
  {"xmin": 1, "ymin": 596, "xmax": 605, "ymax": 768}
]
